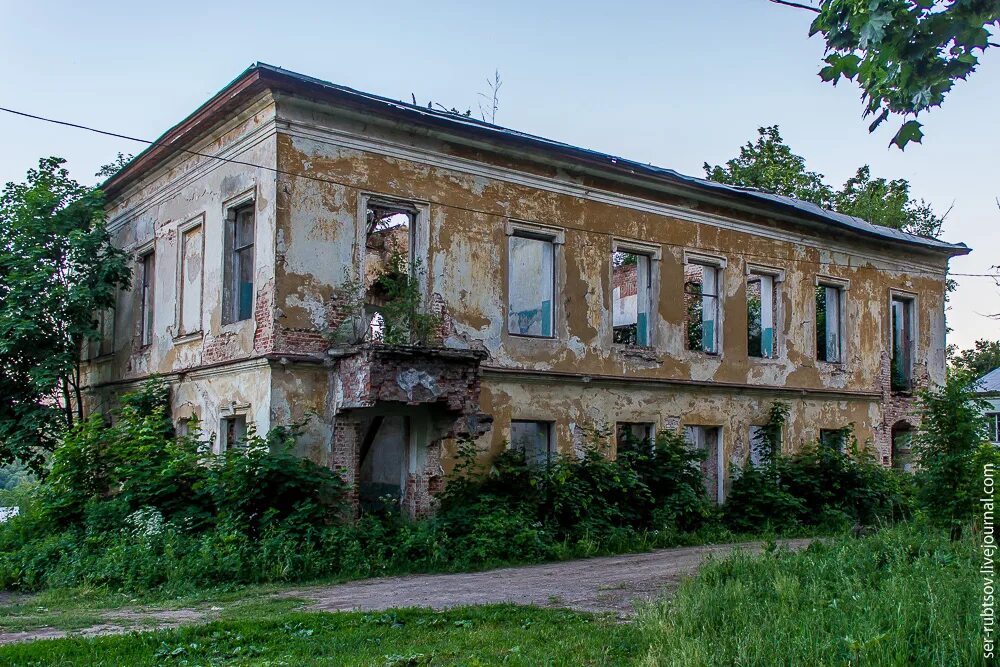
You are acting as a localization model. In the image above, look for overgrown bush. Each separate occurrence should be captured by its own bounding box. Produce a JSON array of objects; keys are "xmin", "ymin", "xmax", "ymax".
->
[{"xmin": 724, "ymin": 404, "xmax": 912, "ymax": 533}]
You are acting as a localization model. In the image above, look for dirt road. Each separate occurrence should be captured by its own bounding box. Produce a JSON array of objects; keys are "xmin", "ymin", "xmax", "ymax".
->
[{"xmin": 0, "ymin": 538, "xmax": 810, "ymax": 645}]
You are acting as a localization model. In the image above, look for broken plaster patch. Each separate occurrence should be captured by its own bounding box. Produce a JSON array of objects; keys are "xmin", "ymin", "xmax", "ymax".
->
[{"xmin": 397, "ymin": 368, "xmax": 441, "ymax": 402}]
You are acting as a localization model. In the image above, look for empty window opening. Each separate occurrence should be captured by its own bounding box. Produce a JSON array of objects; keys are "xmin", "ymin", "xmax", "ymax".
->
[
  {"xmin": 179, "ymin": 224, "xmax": 204, "ymax": 335},
  {"xmin": 891, "ymin": 422, "xmax": 914, "ymax": 472},
  {"xmin": 139, "ymin": 251, "xmax": 155, "ymax": 347},
  {"xmin": 890, "ymin": 296, "xmax": 914, "ymax": 392},
  {"xmin": 815, "ymin": 284, "xmax": 843, "ymax": 363},
  {"xmin": 685, "ymin": 263, "xmax": 720, "ymax": 354},
  {"xmin": 987, "ymin": 413, "xmax": 999, "ymax": 445},
  {"xmin": 90, "ymin": 306, "xmax": 115, "ymax": 358},
  {"xmin": 223, "ymin": 203, "xmax": 255, "ymax": 324},
  {"xmin": 616, "ymin": 422, "xmax": 654, "ymax": 455},
  {"xmin": 748, "ymin": 424, "xmax": 782, "ymax": 467},
  {"xmin": 747, "ymin": 273, "xmax": 777, "ymax": 358},
  {"xmin": 685, "ymin": 425, "xmax": 724, "ymax": 503},
  {"xmin": 819, "ymin": 427, "xmax": 850, "ymax": 453},
  {"xmin": 359, "ymin": 414, "xmax": 409, "ymax": 508},
  {"xmin": 220, "ymin": 415, "xmax": 247, "ymax": 452},
  {"xmin": 364, "ymin": 201, "xmax": 418, "ymax": 343},
  {"xmin": 508, "ymin": 235, "xmax": 555, "ymax": 337},
  {"xmin": 613, "ymin": 252, "xmax": 652, "ymax": 346},
  {"xmin": 511, "ymin": 420, "xmax": 554, "ymax": 466}
]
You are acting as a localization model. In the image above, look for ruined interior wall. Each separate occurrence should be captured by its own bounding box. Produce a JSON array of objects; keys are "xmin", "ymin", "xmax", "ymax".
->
[{"xmin": 83, "ymin": 94, "xmax": 280, "ymax": 441}]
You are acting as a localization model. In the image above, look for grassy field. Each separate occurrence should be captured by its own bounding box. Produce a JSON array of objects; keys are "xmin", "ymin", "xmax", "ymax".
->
[
  {"xmin": 0, "ymin": 526, "xmax": 986, "ymax": 667},
  {"xmin": 0, "ymin": 605, "xmax": 640, "ymax": 666}
]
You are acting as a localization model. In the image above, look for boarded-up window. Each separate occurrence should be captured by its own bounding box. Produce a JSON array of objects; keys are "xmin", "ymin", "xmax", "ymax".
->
[
  {"xmin": 815, "ymin": 284, "xmax": 843, "ymax": 363},
  {"xmin": 685, "ymin": 263, "xmax": 720, "ymax": 354},
  {"xmin": 613, "ymin": 252, "xmax": 651, "ymax": 346},
  {"xmin": 223, "ymin": 203, "xmax": 254, "ymax": 324},
  {"xmin": 685, "ymin": 425, "xmax": 723, "ymax": 503},
  {"xmin": 890, "ymin": 296, "xmax": 914, "ymax": 391},
  {"xmin": 510, "ymin": 420, "xmax": 554, "ymax": 466},
  {"xmin": 747, "ymin": 273, "xmax": 777, "ymax": 358},
  {"xmin": 508, "ymin": 235, "xmax": 554, "ymax": 337},
  {"xmin": 179, "ymin": 225, "xmax": 203, "ymax": 335},
  {"xmin": 139, "ymin": 251, "xmax": 155, "ymax": 347}
]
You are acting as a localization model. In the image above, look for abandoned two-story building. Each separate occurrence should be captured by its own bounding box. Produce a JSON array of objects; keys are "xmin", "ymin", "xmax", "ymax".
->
[{"xmin": 84, "ymin": 63, "xmax": 969, "ymax": 517}]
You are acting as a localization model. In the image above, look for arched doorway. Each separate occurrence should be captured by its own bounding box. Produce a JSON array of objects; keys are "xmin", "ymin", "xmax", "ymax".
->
[{"xmin": 891, "ymin": 421, "xmax": 914, "ymax": 472}]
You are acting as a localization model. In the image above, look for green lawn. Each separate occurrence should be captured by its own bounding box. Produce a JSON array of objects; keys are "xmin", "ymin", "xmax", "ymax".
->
[{"xmin": 0, "ymin": 606, "xmax": 641, "ymax": 666}]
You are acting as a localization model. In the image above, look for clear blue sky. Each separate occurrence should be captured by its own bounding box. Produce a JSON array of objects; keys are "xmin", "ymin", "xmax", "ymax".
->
[{"xmin": 1, "ymin": 0, "xmax": 997, "ymax": 350}]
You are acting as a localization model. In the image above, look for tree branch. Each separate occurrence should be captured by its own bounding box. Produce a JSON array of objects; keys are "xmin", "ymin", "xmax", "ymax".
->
[{"xmin": 768, "ymin": 0, "xmax": 821, "ymax": 12}]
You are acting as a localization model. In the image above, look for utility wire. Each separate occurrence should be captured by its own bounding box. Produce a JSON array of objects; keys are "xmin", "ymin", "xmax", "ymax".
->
[{"xmin": 1, "ymin": 105, "xmax": 997, "ymax": 280}]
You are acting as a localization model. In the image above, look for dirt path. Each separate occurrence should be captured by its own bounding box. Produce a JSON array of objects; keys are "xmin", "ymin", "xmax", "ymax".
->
[{"xmin": 0, "ymin": 539, "xmax": 810, "ymax": 645}]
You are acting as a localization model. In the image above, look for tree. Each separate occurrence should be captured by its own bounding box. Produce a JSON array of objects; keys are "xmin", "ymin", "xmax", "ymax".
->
[
  {"xmin": 96, "ymin": 152, "xmax": 134, "ymax": 180},
  {"xmin": 949, "ymin": 339, "xmax": 1000, "ymax": 378},
  {"xmin": 703, "ymin": 125, "xmax": 833, "ymax": 206},
  {"xmin": 912, "ymin": 370, "xmax": 990, "ymax": 539},
  {"xmin": 705, "ymin": 126, "xmax": 946, "ymax": 238},
  {"xmin": 0, "ymin": 157, "xmax": 131, "ymax": 473},
  {"xmin": 833, "ymin": 165, "xmax": 945, "ymax": 237},
  {"xmin": 771, "ymin": 0, "xmax": 1000, "ymax": 149}
]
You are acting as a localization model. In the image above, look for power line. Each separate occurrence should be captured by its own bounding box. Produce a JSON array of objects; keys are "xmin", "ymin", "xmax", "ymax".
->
[{"xmin": 1, "ymin": 104, "xmax": 997, "ymax": 281}]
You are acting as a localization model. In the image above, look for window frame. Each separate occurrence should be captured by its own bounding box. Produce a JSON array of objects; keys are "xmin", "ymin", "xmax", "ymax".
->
[
  {"xmin": 222, "ymin": 194, "xmax": 256, "ymax": 326},
  {"xmin": 612, "ymin": 238, "xmax": 660, "ymax": 349},
  {"xmin": 505, "ymin": 220, "xmax": 564, "ymax": 340},
  {"xmin": 137, "ymin": 246, "xmax": 155, "ymax": 348},
  {"xmin": 175, "ymin": 215, "xmax": 205, "ymax": 339},
  {"xmin": 509, "ymin": 419, "xmax": 556, "ymax": 466},
  {"xmin": 683, "ymin": 251, "xmax": 727, "ymax": 356},
  {"xmin": 357, "ymin": 193, "xmax": 431, "ymax": 302},
  {"xmin": 746, "ymin": 264, "xmax": 784, "ymax": 360},
  {"xmin": 684, "ymin": 424, "xmax": 725, "ymax": 504},
  {"xmin": 889, "ymin": 290, "xmax": 917, "ymax": 393},
  {"xmin": 615, "ymin": 421, "xmax": 656, "ymax": 455},
  {"xmin": 815, "ymin": 276, "xmax": 849, "ymax": 365},
  {"xmin": 986, "ymin": 412, "xmax": 999, "ymax": 444}
]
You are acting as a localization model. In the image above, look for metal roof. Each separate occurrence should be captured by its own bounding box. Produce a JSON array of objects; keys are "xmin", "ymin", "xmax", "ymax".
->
[
  {"xmin": 977, "ymin": 367, "xmax": 1000, "ymax": 394},
  {"xmin": 106, "ymin": 62, "xmax": 971, "ymax": 257}
]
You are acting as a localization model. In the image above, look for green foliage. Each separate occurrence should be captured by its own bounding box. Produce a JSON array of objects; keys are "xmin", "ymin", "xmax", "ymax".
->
[
  {"xmin": 912, "ymin": 370, "xmax": 990, "ymax": 538},
  {"xmin": 638, "ymin": 524, "xmax": 984, "ymax": 666},
  {"xmin": 0, "ymin": 157, "xmax": 131, "ymax": 473},
  {"xmin": 949, "ymin": 338, "xmax": 1000, "ymax": 378},
  {"xmin": 374, "ymin": 253, "xmax": 441, "ymax": 346},
  {"xmin": 705, "ymin": 126, "xmax": 945, "ymax": 237},
  {"xmin": 0, "ymin": 605, "xmax": 642, "ymax": 667},
  {"xmin": 726, "ymin": 406, "xmax": 910, "ymax": 534},
  {"xmin": 802, "ymin": 0, "xmax": 1000, "ymax": 149},
  {"xmin": 95, "ymin": 152, "xmax": 134, "ymax": 180},
  {"xmin": 703, "ymin": 125, "xmax": 833, "ymax": 206}
]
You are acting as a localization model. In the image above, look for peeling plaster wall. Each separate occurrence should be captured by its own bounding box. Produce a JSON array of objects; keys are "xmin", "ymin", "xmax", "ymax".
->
[
  {"xmin": 269, "ymin": 95, "xmax": 949, "ymax": 471},
  {"xmin": 83, "ymin": 94, "xmax": 282, "ymax": 442}
]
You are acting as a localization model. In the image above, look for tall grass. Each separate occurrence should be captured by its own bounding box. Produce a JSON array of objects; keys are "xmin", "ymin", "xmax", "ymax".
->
[{"xmin": 636, "ymin": 524, "xmax": 984, "ymax": 666}]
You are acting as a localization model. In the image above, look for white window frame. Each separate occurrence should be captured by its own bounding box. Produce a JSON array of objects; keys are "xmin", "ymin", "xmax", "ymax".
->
[
  {"xmin": 612, "ymin": 238, "xmax": 661, "ymax": 348},
  {"xmin": 175, "ymin": 215, "xmax": 205, "ymax": 339},
  {"xmin": 889, "ymin": 290, "xmax": 917, "ymax": 392},
  {"xmin": 815, "ymin": 276, "xmax": 849, "ymax": 365},
  {"xmin": 506, "ymin": 220, "xmax": 564, "ymax": 339},
  {"xmin": 218, "ymin": 404, "xmax": 251, "ymax": 454},
  {"xmin": 746, "ymin": 264, "xmax": 784, "ymax": 360},
  {"xmin": 684, "ymin": 251, "xmax": 727, "ymax": 356},
  {"xmin": 509, "ymin": 419, "xmax": 556, "ymax": 466}
]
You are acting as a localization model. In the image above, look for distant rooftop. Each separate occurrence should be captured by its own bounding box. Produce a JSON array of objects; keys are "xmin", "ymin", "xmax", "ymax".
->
[
  {"xmin": 105, "ymin": 62, "xmax": 971, "ymax": 258},
  {"xmin": 977, "ymin": 367, "xmax": 1000, "ymax": 394}
]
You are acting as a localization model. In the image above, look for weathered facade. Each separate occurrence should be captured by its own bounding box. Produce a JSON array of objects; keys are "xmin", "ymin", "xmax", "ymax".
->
[{"xmin": 85, "ymin": 64, "xmax": 969, "ymax": 516}]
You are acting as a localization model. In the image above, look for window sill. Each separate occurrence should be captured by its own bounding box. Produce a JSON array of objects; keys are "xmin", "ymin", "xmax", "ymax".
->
[
  {"xmin": 507, "ymin": 333, "xmax": 558, "ymax": 341},
  {"xmin": 173, "ymin": 331, "xmax": 204, "ymax": 344},
  {"xmin": 749, "ymin": 355, "xmax": 784, "ymax": 364}
]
